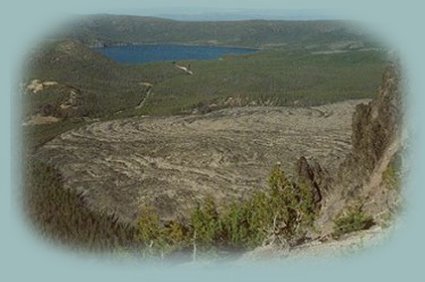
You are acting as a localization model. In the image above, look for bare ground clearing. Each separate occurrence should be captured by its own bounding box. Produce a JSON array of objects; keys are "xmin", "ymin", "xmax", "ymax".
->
[{"xmin": 35, "ymin": 99, "xmax": 369, "ymax": 224}]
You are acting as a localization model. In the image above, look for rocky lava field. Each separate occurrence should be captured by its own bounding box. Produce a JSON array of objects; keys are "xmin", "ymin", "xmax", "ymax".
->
[{"xmin": 35, "ymin": 100, "xmax": 369, "ymax": 225}]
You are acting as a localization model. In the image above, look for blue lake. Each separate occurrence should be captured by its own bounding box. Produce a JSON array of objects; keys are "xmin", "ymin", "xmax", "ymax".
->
[{"xmin": 93, "ymin": 44, "xmax": 258, "ymax": 64}]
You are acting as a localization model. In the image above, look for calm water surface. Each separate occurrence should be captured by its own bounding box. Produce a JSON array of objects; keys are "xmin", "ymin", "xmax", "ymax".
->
[{"xmin": 93, "ymin": 44, "xmax": 257, "ymax": 64}]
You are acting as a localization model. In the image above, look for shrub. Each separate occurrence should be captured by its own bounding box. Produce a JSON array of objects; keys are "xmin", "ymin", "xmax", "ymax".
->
[
  {"xmin": 136, "ymin": 206, "xmax": 192, "ymax": 257},
  {"xmin": 133, "ymin": 165, "xmax": 319, "ymax": 255},
  {"xmin": 332, "ymin": 204, "xmax": 375, "ymax": 239},
  {"xmin": 136, "ymin": 206, "xmax": 163, "ymax": 247},
  {"xmin": 219, "ymin": 165, "xmax": 317, "ymax": 249},
  {"xmin": 220, "ymin": 191, "xmax": 271, "ymax": 249},
  {"xmin": 190, "ymin": 196, "xmax": 222, "ymax": 249},
  {"xmin": 265, "ymin": 165, "xmax": 316, "ymax": 244}
]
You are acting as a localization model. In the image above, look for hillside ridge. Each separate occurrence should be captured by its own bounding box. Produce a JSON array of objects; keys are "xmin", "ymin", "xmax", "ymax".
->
[{"xmin": 60, "ymin": 14, "xmax": 376, "ymax": 49}]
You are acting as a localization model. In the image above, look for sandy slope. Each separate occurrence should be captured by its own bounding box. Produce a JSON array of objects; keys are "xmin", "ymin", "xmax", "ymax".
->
[{"xmin": 239, "ymin": 225, "xmax": 392, "ymax": 261}]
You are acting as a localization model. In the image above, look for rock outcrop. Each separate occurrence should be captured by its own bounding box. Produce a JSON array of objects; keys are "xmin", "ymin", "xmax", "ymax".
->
[
  {"xmin": 26, "ymin": 79, "xmax": 58, "ymax": 94},
  {"xmin": 342, "ymin": 64, "xmax": 402, "ymax": 178},
  {"xmin": 23, "ymin": 81, "xmax": 83, "ymax": 126},
  {"xmin": 295, "ymin": 156, "xmax": 330, "ymax": 205},
  {"xmin": 312, "ymin": 64, "xmax": 404, "ymax": 234}
]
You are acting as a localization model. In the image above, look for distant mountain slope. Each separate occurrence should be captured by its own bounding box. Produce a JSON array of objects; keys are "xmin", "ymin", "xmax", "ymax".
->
[
  {"xmin": 134, "ymin": 48, "xmax": 388, "ymax": 115},
  {"xmin": 22, "ymin": 39, "xmax": 388, "ymax": 122},
  {"xmin": 60, "ymin": 14, "xmax": 374, "ymax": 49},
  {"xmin": 23, "ymin": 40, "xmax": 147, "ymax": 119},
  {"xmin": 27, "ymin": 40, "xmax": 117, "ymax": 79}
]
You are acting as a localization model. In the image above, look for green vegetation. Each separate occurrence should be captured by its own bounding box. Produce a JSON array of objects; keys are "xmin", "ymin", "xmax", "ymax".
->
[
  {"xmin": 137, "ymin": 49, "xmax": 387, "ymax": 115},
  {"xmin": 23, "ymin": 39, "xmax": 388, "ymax": 122},
  {"xmin": 22, "ymin": 18, "xmax": 391, "ymax": 255},
  {"xmin": 135, "ymin": 206, "xmax": 189, "ymax": 257},
  {"xmin": 383, "ymin": 154, "xmax": 402, "ymax": 191},
  {"xmin": 25, "ymin": 161, "xmax": 318, "ymax": 255},
  {"xmin": 24, "ymin": 159, "xmax": 137, "ymax": 251},
  {"xmin": 23, "ymin": 40, "xmax": 146, "ymax": 120},
  {"xmin": 63, "ymin": 15, "xmax": 377, "ymax": 49},
  {"xmin": 22, "ymin": 119, "xmax": 88, "ymax": 152},
  {"xmin": 190, "ymin": 197, "xmax": 222, "ymax": 248},
  {"xmin": 131, "ymin": 165, "xmax": 317, "ymax": 256},
  {"xmin": 332, "ymin": 204, "xmax": 375, "ymax": 239}
]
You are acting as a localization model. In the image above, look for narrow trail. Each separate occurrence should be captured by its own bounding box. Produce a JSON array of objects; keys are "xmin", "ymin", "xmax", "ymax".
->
[{"xmin": 135, "ymin": 82, "xmax": 153, "ymax": 110}]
